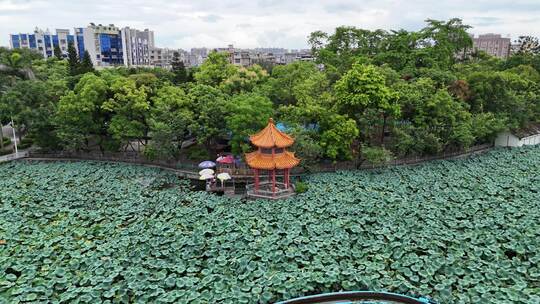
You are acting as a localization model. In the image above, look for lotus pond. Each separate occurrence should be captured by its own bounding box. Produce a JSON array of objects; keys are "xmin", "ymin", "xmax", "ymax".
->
[{"xmin": 1, "ymin": 147, "xmax": 540, "ymax": 303}]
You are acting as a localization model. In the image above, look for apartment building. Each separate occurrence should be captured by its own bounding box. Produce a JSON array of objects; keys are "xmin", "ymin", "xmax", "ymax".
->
[
  {"xmin": 74, "ymin": 23, "xmax": 124, "ymax": 67},
  {"xmin": 472, "ymin": 34, "xmax": 511, "ymax": 59},
  {"xmin": 9, "ymin": 28, "xmax": 74, "ymax": 58},
  {"xmin": 150, "ymin": 48, "xmax": 188, "ymax": 69},
  {"xmin": 121, "ymin": 27, "xmax": 155, "ymax": 67}
]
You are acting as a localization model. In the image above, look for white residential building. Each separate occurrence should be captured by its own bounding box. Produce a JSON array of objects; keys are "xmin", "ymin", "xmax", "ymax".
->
[
  {"xmin": 75, "ymin": 23, "xmax": 124, "ymax": 67},
  {"xmin": 121, "ymin": 27, "xmax": 154, "ymax": 67}
]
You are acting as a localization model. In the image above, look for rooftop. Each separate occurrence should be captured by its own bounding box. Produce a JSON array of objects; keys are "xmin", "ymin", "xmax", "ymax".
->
[{"xmin": 250, "ymin": 118, "xmax": 294, "ymax": 148}]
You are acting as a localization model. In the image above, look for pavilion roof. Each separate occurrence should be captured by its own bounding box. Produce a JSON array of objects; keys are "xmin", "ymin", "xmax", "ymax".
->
[
  {"xmin": 250, "ymin": 118, "xmax": 295, "ymax": 148},
  {"xmin": 245, "ymin": 150, "xmax": 300, "ymax": 170}
]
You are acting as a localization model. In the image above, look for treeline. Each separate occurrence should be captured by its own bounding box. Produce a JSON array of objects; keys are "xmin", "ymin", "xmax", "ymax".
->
[{"xmin": 1, "ymin": 18, "xmax": 539, "ymax": 165}]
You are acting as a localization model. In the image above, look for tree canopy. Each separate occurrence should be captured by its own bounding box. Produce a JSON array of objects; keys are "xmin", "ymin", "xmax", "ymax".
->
[{"xmin": 1, "ymin": 18, "xmax": 539, "ymax": 164}]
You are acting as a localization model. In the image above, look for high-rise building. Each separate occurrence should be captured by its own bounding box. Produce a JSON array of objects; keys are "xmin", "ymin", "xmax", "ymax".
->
[
  {"xmin": 9, "ymin": 27, "xmax": 74, "ymax": 58},
  {"xmin": 472, "ymin": 34, "xmax": 511, "ymax": 59},
  {"xmin": 75, "ymin": 23, "xmax": 124, "ymax": 67},
  {"xmin": 121, "ymin": 27, "xmax": 154, "ymax": 67}
]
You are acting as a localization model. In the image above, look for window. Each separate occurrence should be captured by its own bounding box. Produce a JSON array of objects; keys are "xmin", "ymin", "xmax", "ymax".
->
[
  {"xmin": 274, "ymin": 148, "xmax": 284, "ymax": 154},
  {"xmin": 261, "ymin": 148, "xmax": 273, "ymax": 154}
]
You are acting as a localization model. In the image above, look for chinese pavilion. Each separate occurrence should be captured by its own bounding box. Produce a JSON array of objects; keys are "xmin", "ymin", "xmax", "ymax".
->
[{"xmin": 245, "ymin": 118, "xmax": 300, "ymax": 199}]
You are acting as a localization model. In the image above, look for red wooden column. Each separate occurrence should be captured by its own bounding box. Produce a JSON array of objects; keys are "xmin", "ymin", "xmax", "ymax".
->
[
  {"xmin": 285, "ymin": 168, "xmax": 289, "ymax": 189},
  {"xmin": 254, "ymin": 169, "xmax": 259, "ymax": 192},
  {"xmin": 272, "ymin": 169, "xmax": 276, "ymax": 195}
]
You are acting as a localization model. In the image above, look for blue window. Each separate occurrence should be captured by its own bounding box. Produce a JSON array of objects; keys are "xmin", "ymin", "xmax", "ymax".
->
[
  {"xmin": 67, "ymin": 35, "xmax": 74, "ymax": 45},
  {"xmin": 52, "ymin": 35, "xmax": 59, "ymax": 48},
  {"xmin": 100, "ymin": 34, "xmax": 111, "ymax": 52},
  {"xmin": 76, "ymin": 35, "xmax": 85, "ymax": 57},
  {"xmin": 10, "ymin": 35, "xmax": 20, "ymax": 48},
  {"xmin": 44, "ymin": 35, "xmax": 51, "ymax": 48},
  {"xmin": 99, "ymin": 33, "xmax": 123, "ymax": 64},
  {"xmin": 29, "ymin": 34, "xmax": 36, "ymax": 48}
]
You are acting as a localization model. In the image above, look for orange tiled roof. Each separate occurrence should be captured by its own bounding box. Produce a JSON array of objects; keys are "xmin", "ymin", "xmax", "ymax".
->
[
  {"xmin": 250, "ymin": 118, "xmax": 295, "ymax": 148},
  {"xmin": 245, "ymin": 150, "xmax": 300, "ymax": 170}
]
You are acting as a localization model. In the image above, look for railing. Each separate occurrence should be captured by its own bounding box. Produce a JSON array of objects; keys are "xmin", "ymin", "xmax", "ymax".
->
[
  {"xmin": 0, "ymin": 151, "xmax": 29, "ymax": 163},
  {"xmin": 306, "ymin": 143, "xmax": 494, "ymax": 173},
  {"xmin": 24, "ymin": 143, "xmax": 494, "ymax": 177},
  {"xmin": 276, "ymin": 291, "xmax": 435, "ymax": 304},
  {"xmin": 26, "ymin": 151, "xmax": 200, "ymax": 172},
  {"xmin": 246, "ymin": 181, "xmax": 296, "ymax": 199}
]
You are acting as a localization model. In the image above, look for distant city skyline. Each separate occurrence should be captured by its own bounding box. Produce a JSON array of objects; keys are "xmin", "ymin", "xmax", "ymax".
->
[{"xmin": 1, "ymin": 0, "xmax": 540, "ymax": 49}]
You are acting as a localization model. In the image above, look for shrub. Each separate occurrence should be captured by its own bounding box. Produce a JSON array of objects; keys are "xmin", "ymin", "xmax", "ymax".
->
[
  {"xmin": 1, "ymin": 137, "xmax": 11, "ymax": 146},
  {"xmin": 361, "ymin": 145, "xmax": 394, "ymax": 165},
  {"xmin": 294, "ymin": 181, "xmax": 309, "ymax": 193},
  {"xmin": 18, "ymin": 137, "xmax": 34, "ymax": 149}
]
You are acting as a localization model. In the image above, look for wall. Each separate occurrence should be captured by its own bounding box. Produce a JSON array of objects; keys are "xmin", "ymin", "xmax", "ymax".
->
[
  {"xmin": 495, "ymin": 132, "xmax": 523, "ymax": 147},
  {"xmin": 522, "ymin": 134, "xmax": 540, "ymax": 146}
]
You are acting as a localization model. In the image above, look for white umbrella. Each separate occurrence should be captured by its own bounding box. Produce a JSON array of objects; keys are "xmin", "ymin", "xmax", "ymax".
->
[
  {"xmin": 199, "ymin": 169, "xmax": 214, "ymax": 176},
  {"xmin": 216, "ymin": 172, "xmax": 232, "ymax": 188},
  {"xmin": 199, "ymin": 174, "xmax": 214, "ymax": 180}
]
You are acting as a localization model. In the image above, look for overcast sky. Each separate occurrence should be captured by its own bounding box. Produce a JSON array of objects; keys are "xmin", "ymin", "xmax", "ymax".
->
[{"xmin": 1, "ymin": 0, "xmax": 539, "ymax": 50}]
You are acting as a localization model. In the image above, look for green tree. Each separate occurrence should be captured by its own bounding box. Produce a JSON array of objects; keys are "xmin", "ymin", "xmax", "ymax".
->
[
  {"xmin": 101, "ymin": 77, "xmax": 149, "ymax": 151},
  {"xmin": 55, "ymin": 74, "xmax": 109, "ymax": 150},
  {"xmin": 308, "ymin": 26, "xmax": 387, "ymax": 78},
  {"xmin": 288, "ymin": 127, "xmax": 323, "ymax": 169},
  {"xmin": 145, "ymin": 85, "xmax": 194, "ymax": 159},
  {"xmin": 467, "ymin": 70, "xmax": 539, "ymax": 129},
  {"xmin": 1, "ymin": 81, "xmax": 51, "ymax": 142},
  {"xmin": 514, "ymin": 36, "xmax": 540, "ymax": 55},
  {"xmin": 267, "ymin": 61, "xmax": 320, "ymax": 105},
  {"xmin": 419, "ymin": 18, "xmax": 472, "ymax": 67},
  {"xmin": 53, "ymin": 45, "xmax": 63, "ymax": 60},
  {"xmin": 222, "ymin": 64, "xmax": 268, "ymax": 94},
  {"xmin": 225, "ymin": 93, "xmax": 273, "ymax": 154},
  {"xmin": 393, "ymin": 78, "xmax": 474, "ymax": 155},
  {"xmin": 187, "ymin": 84, "xmax": 230, "ymax": 149},
  {"xmin": 171, "ymin": 52, "xmax": 188, "ymax": 84},
  {"xmin": 334, "ymin": 63, "xmax": 399, "ymax": 143},
  {"xmin": 194, "ymin": 51, "xmax": 236, "ymax": 86},
  {"xmin": 319, "ymin": 113, "xmax": 359, "ymax": 160},
  {"xmin": 67, "ymin": 42, "xmax": 79, "ymax": 76},
  {"xmin": 79, "ymin": 51, "xmax": 94, "ymax": 74}
]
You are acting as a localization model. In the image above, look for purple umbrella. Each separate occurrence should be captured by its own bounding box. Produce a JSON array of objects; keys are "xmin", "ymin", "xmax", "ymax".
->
[{"xmin": 198, "ymin": 161, "xmax": 216, "ymax": 169}]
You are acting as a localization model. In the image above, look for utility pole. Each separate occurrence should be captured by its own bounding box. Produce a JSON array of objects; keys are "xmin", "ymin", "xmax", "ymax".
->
[{"xmin": 11, "ymin": 118, "xmax": 18, "ymax": 155}]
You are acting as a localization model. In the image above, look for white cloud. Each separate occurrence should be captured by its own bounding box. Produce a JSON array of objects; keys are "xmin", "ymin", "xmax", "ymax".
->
[{"xmin": 1, "ymin": 0, "xmax": 539, "ymax": 49}]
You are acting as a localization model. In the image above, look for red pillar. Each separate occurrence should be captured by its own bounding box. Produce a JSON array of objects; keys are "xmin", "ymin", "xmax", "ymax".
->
[
  {"xmin": 254, "ymin": 169, "xmax": 259, "ymax": 192},
  {"xmin": 285, "ymin": 168, "xmax": 289, "ymax": 189},
  {"xmin": 272, "ymin": 169, "xmax": 276, "ymax": 195}
]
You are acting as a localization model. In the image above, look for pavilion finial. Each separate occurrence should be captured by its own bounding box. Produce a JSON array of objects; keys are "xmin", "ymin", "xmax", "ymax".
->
[{"xmin": 268, "ymin": 117, "xmax": 274, "ymax": 124}]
